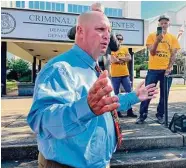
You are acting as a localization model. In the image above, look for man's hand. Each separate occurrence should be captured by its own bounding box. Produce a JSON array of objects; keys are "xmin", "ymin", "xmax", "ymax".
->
[
  {"xmin": 156, "ymin": 34, "xmax": 163, "ymax": 43},
  {"xmin": 165, "ymin": 68, "xmax": 172, "ymax": 76},
  {"xmin": 111, "ymin": 55, "xmax": 120, "ymax": 63},
  {"xmin": 135, "ymin": 81, "xmax": 158, "ymax": 102},
  {"xmin": 88, "ymin": 70, "xmax": 120, "ymax": 116}
]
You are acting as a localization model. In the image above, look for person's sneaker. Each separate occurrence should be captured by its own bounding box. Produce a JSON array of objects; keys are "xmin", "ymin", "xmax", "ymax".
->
[
  {"xmin": 136, "ymin": 117, "xmax": 145, "ymax": 124},
  {"xmin": 127, "ymin": 112, "xmax": 137, "ymax": 118},
  {"xmin": 156, "ymin": 115, "xmax": 164, "ymax": 124},
  {"xmin": 118, "ymin": 111, "xmax": 125, "ymax": 118}
]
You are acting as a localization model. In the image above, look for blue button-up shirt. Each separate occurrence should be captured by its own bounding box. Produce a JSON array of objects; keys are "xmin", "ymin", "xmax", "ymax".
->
[{"xmin": 27, "ymin": 45, "xmax": 140, "ymax": 168}]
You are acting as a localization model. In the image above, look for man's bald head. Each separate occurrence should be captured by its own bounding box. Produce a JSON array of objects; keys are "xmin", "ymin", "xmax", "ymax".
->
[{"xmin": 75, "ymin": 11, "xmax": 111, "ymax": 60}]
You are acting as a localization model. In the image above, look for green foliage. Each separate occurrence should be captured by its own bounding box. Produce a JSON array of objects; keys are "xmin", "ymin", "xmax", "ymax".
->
[
  {"xmin": 134, "ymin": 48, "xmax": 149, "ymax": 78},
  {"xmin": 6, "ymin": 81, "xmax": 17, "ymax": 92},
  {"xmin": 11, "ymin": 59, "xmax": 30, "ymax": 75},
  {"xmin": 19, "ymin": 75, "xmax": 32, "ymax": 82},
  {"xmin": 134, "ymin": 48, "xmax": 148, "ymax": 65},
  {"xmin": 7, "ymin": 59, "xmax": 31, "ymax": 82}
]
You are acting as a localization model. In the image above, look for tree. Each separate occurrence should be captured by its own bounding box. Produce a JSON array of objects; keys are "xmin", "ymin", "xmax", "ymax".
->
[
  {"xmin": 175, "ymin": 49, "xmax": 186, "ymax": 74},
  {"xmin": 134, "ymin": 49, "xmax": 148, "ymax": 77},
  {"xmin": 7, "ymin": 59, "xmax": 31, "ymax": 81}
]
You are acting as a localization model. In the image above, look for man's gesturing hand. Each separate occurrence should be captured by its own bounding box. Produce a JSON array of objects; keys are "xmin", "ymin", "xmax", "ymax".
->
[
  {"xmin": 88, "ymin": 70, "xmax": 120, "ymax": 116},
  {"xmin": 135, "ymin": 81, "xmax": 159, "ymax": 101}
]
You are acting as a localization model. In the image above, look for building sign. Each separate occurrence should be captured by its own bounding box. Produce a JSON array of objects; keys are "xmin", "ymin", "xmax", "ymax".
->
[{"xmin": 1, "ymin": 8, "xmax": 144, "ymax": 46}]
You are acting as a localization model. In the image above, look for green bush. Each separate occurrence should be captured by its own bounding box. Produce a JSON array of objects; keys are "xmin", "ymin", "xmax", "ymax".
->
[
  {"xmin": 6, "ymin": 81, "xmax": 17, "ymax": 92},
  {"xmin": 19, "ymin": 75, "xmax": 31, "ymax": 82},
  {"xmin": 134, "ymin": 63, "xmax": 148, "ymax": 78},
  {"xmin": 140, "ymin": 63, "xmax": 148, "ymax": 70}
]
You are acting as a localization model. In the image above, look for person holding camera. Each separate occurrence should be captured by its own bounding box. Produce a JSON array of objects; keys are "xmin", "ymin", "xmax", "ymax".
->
[{"xmin": 136, "ymin": 15, "xmax": 180, "ymax": 124}]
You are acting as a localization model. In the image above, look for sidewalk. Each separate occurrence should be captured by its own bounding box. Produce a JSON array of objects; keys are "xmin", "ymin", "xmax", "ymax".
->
[{"xmin": 1, "ymin": 85, "xmax": 186, "ymax": 167}]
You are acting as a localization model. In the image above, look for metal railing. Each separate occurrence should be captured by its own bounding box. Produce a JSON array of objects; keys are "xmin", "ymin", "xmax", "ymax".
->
[{"xmin": 164, "ymin": 57, "xmax": 186, "ymax": 127}]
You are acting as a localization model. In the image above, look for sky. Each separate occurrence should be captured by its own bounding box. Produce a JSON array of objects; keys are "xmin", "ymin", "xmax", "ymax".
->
[{"xmin": 141, "ymin": 1, "xmax": 186, "ymax": 19}]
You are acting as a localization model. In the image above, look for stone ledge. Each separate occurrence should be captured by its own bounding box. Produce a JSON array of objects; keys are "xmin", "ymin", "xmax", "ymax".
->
[{"xmin": 18, "ymin": 83, "xmax": 34, "ymax": 96}]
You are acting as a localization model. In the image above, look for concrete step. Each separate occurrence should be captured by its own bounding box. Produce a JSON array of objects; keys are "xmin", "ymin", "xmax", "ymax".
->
[
  {"xmin": 111, "ymin": 147, "xmax": 186, "ymax": 168},
  {"xmin": 1, "ymin": 160, "xmax": 38, "ymax": 168},
  {"xmin": 2, "ymin": 147, "xmax": 186, "ymax": 168},
  {"xmin": 2, "ymin": 115, "xmax": 185, "ymax": 161},
  {"xmin": 119, "ymin": 117, "xmax": 185, "ymax": 151},
  {"xmin": 2, "ymin": 105, "xmax": 186, "ymax": 161},
  {"xmin": 2, "ymin": 132, "xmax": 185, "ymax": 161}
]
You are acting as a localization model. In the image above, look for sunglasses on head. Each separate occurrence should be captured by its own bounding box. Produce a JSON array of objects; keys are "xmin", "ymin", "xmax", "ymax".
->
[{"xmin": 117, "ymin": 38, "xmax": 123, "ymax": 41}]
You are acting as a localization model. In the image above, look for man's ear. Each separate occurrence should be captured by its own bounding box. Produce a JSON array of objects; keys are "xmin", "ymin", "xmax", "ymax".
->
[{"xmin": 76, "ymin": 25, "xmax": 83, "ymax": 36}]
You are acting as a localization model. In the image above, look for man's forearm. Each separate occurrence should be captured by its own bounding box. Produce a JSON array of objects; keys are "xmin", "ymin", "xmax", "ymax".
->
[
  {"xmin": 167, "ymin": 50, "xmax": 177, "ymax": 69},
  {"xmin": 119, "ymin": 55, "xmax": 131, "ymax": 62},
  {"xmin": 117, "ymin": 92, "xmax": 140, "ymax": 112},
  {"xmin": 149, "ymin": 41, "xmax": 159, "ymax": 56}
]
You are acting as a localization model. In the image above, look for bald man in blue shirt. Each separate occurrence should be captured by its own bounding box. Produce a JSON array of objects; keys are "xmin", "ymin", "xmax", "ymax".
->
[{"xmin": 27, "ymin": 11, "xmax": 158, "ymax": 168}]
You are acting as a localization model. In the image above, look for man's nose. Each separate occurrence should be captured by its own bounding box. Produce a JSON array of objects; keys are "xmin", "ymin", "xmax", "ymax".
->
[{"xmin": 103, "ymin": 31, "xmax": 110, "ymax": 40}]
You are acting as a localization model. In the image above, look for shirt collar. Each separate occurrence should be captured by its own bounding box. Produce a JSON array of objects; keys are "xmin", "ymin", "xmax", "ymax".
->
[{"xmin": 72, "ymin": 44, "xmax": 97, "ymax": 70}]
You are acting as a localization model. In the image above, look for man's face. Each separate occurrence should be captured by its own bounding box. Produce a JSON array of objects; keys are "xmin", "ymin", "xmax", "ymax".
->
[
  {"xmin": 83, "ymin": 14, "xmax": 111, "ymax": 59},
  {"xmin": 159, "ymin": 19, "xmax": 170, "ymax": 33}
]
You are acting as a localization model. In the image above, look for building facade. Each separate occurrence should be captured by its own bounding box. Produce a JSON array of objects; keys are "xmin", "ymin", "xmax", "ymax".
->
[
  {"xmin": 1, "ymin": 1, "xmax": 143, "ymax": 95},
  {"xmin": 1, "ymin": 1, "xmax": 141, "ymax": 19}
]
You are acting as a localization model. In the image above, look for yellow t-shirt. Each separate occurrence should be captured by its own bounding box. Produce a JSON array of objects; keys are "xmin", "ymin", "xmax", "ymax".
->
[
  {"xmin": 147, "ymin": 32, "xmax": 180, "ymax": 70},
  {"xmin": 110, "ymin": 47, "xmax": 129, "ymax": 77}
]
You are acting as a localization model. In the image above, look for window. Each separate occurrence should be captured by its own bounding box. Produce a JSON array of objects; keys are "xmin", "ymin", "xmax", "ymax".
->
[
  {"xmin": 104, "ymin": 8, "xmax": 123, "ymax": 17},
  {"xmin": 78, "ymin": 5, "xmax": 82, "ymax": 13},
  {"xmin": 118, "ymin": 9, "xmax": 122, "ymax": 17},
  {"xmin": 83, "ymin": 5, "xmax": 90, "ymax": 12},
  {"xmin": 60, "ymin": 3, "xmax": 64, "ymax": 12},
  {"xmin": 56, "ymin": 3, "xmax": 61, "ymax": 11},
  {"xmin": 28, "ymin": 1, "xmax": 64, "ymax": 12},
  {"xmin": 16, "ymin": 1, "xmax": 21, "ymax": 8},
  {"xmin": 113, "ymin": 9, "xmax": 117, "ymax": 17},
  {"xmin": 105, "ymin": 8, "xmax": 109, "ymax": 16},
  {"xmin": 29, "ymin": 1, "xmax": 34, "ymax": 9},
  {"xmin": 52, "ymin": 3, "xmax": 55, "ymax": 11},
  {"xmin": 68, "ymin": 4, "xmax": 90, "ymax": 13},
  {"xmin": 35, "ymin": 1, "xmax": 39, "ymax": 9},
  {"xmin": 73, "ymin": 5, "xmax": 78, "ymax": 13},
  {"xmin": 55, "ymin": 3, "xmax": 65, "ymax": 12},
  {"xmin": 109, "ymin": 8, "xmax": 112, "ymax": 16},
  {"xmin": 46, "ymin": 2, "xmax": 51, "ymax": 10},
  {"xmin": 68, "ymin": 4, "xmax": 73, "ymax": 12},
  {"xmin": 16, "ymin": 1, "xmax": 25, "ymax": 8},
  {"xmin": 40, "ymin": 1, "xmax": 45, "ymax": 10},
  {"xmin": 21, "ymin": 1, "xmax": 25, "ymax": 8}
]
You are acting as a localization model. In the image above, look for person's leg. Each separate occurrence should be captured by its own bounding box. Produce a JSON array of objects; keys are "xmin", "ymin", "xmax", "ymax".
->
[
  {"xmin": 111, "ymin": 77, "xmax": 121, "ymax": 95},
  {"xmin": 111, "ymin": 77, "xmax": 124, "ymax": 117},
  {"xmin": 38, "ymin": 152, "xmax": 72, "ymax": 168},
  {"xmin": 157, "ymin": 71, "xmax": 173, "ymax": 122},
  {"xmin": 121, "ymin": 76, "xmax": 137, "ymax": 117},
  {"xmin": 136, "ymin": 70, "xmax": 159, "ymax": 124},
  {"xmin": 38, "ymin": 152, "xmax": 45, "ymax": 168}
]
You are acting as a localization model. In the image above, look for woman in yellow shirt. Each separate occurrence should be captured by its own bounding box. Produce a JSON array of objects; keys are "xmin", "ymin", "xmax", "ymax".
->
[{"xmin": 110, "ymin": 34, "xmax": 137, "ymax": 118}]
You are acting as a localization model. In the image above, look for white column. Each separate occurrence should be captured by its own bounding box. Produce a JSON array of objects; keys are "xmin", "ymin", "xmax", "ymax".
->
[
  {"xmin": 25, "ymin": 1, "xmax": 29, "ymax": 9},
  {"xmin": 64, "ymin": 2, "xmax": 68, "ymax": 12}
]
